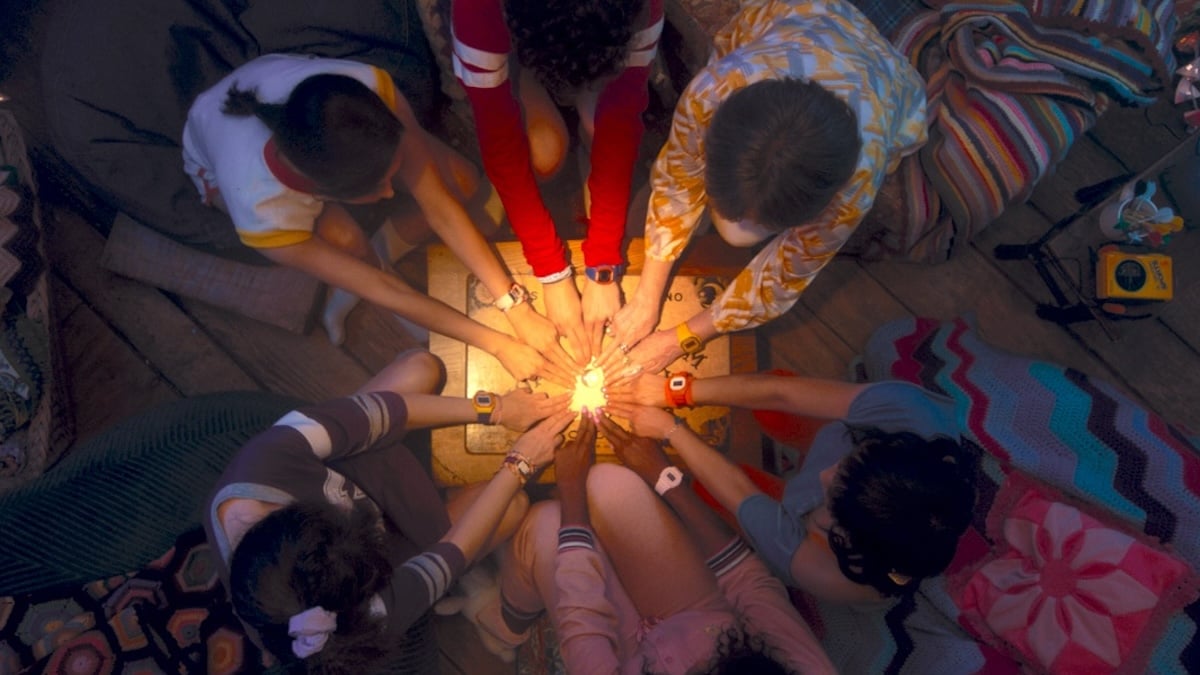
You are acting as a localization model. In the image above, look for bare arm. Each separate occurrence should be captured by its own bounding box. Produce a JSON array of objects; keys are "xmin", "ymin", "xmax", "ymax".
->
[{"xmin": 609, "ymin": 371, "xmax": 867, "ymax": 421}]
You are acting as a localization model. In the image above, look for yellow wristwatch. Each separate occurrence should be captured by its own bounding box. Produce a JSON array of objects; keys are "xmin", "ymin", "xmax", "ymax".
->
[
  {"xmin": 676, "ymin": 322, "xmax": 704, "ymax": 356},
  {"xmin": 472, "ymin": 390, "xmax": 497, "ymax": 424}
]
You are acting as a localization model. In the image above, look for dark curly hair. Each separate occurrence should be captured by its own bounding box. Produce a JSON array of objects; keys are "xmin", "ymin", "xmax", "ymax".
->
[
  {"xmin": 826, "ymin": 426, "xmax": 978, "ymax": 596},
  {"xmin": 504, "ymin": 0, "xmax": 646, "ymax": 95},
  {"xmin": 229, "ymin": 501, "xmax": 396, "ymax": 674},
  {"xmin": 223, "ymin": 74, "xmax": 402, "ymax": 201},
  {"xmin": 641, "ymin": 627, "xmax": 796, "ymax": 675},
  {"xmin": 705, "ymin": 78, "xmax": 861, "ymax": 231}
]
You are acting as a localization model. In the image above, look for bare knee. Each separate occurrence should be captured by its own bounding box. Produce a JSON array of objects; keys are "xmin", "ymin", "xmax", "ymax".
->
[
  {"xmin": 528, "ymin": 120, "xmax": 568, "ymax": 179},
  {"xmin": 316, "ymin": 217, "xmax": 369, "ymax": 257},
  {"xmin": 393, "ymin": 349, "xmax": 446, "ymax": 393},
  {"xmin": 586, "ymin": 464, "xmax": 652, "ymax": 511}
]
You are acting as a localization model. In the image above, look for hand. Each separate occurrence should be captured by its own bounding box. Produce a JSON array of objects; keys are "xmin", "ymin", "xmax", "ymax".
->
[
  {"xmin": 496, "ymin": 387, "xmax": 572, "ymax": 432},
  {"xmin": 541, "ymin": 279, "xmax": 590, "ymax": 364},
  {"xmin": 509, "ymin": 408, "xmax": 577, "ymax": 468},
  {"xmin": 555, "ymin": 411, "xmax": 597, "ymax": 490},
  {"xmin": 505, "ymin": 304, "xmax": 578, "ymax": 386},
  {"xmin": 597, "ymin": 414, "xmax": 671, "ymax": 486},
  {"xmin": 604, "ymin": 372, "xmax": 668, "ymax": 408},
  {"xmin": 606, "ymin": 290, "xmax": 660, "ymax": 357},
  {"xmin": 494, "ymin": 338, "xmax": 547, "ymax": 383},
  {"xmin": 603, "ymin": 401, "xmax": 679, "ymax": 441},
  {"xmin": 581, "ymin": 280, "xmax": 621, "ymax": 359},
  {"xmin": 623, "ymin": 329, "xmax": 683, "ymax": 376}
]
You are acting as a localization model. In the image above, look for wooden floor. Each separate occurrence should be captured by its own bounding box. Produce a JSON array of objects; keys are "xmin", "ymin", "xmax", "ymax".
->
[{"xmin": 7, "ymin": 11, "xmax": 1200, "ymax": 674}]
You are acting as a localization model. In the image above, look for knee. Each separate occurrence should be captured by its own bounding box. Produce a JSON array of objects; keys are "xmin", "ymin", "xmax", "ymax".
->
[
  {"xmin": 395, "ymin": 349, "xmax": 446, "ymax": 393},
  {"xmin": 317, "ymin": 218, "xmax": 369, "ymax": 257},
  {"xmin": 586, "ymin": 464, "xmax": 652, "ymax": 508},
  {"xmin": 512, "ymin": 499, "xmax": 562, "ymax": 556},
  {"xmin": 527, "ymin": 121, "xmax": 568, "ymax": 180}
]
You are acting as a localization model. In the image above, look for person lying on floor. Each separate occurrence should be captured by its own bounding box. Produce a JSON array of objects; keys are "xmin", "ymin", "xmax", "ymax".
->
[
  {"xmin": 204, "ymin": 348, "xmax": 573, "ymax": 673},
  {"xmin": 182, "ymin": 53, "xmax": 575, "ymax": 384},
  {"xmin": 461, "ymin": 412, "xmax": 835, "ymax": 674},
  {"xmin": 606, "ymin": 372, "xmax": 978, "ymax": 603}
]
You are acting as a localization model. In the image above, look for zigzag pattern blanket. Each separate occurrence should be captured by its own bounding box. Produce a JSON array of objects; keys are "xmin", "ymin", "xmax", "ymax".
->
[
  {"xmin": 852, "ymin": 0, "xmax": 1178, "ymax": 262},
  {"xmin": 802, "ymin": 315, "xmax": 1200, "ymax": 673}
]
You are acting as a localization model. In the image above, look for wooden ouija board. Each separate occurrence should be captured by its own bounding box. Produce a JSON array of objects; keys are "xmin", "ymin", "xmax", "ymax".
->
[{"xmin": 428, "ymin": 239, "xmax": 760, "ymax": 485}]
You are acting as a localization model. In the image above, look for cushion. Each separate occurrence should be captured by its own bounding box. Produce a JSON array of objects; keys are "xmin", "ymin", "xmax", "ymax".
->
[{"xmin": 954, "ymin": 478, "xmax": 1199, "ymax": 674}]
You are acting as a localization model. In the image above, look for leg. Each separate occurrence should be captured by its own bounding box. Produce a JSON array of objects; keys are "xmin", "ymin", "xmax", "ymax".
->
[
  {"xmin": 445, "ymin": 482, "xmax": 530, "ymax": 558},
  {"xmin": 356, "ymin": 348, "xmax": 445, "ymax": 396},
  {"xmin": 574, "ymin": 87, "xmax": 600, "ymax": 217},
  {"xmin": 314, "ymin": 203, "xmax": 385, "ymax": 344},
  {"xmin": 516, "ymin": 68, "xmax": 569, "ymax": 180},
  {"xmin": 586, "ymin": 464, "xmax": 725, "ymax": 618}
]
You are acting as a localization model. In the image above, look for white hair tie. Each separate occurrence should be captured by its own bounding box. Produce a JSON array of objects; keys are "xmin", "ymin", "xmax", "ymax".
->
[{"xmin": 288, "ymin": 606, "xmax": 338, "ymax": 659}]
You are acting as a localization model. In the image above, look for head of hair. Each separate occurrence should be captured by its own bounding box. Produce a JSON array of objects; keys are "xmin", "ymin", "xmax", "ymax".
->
[
  {"xmin": 222, "ymin": 74, "xmax": 402, "ymax": 200},
  {"xmin": 827, "ymin": 426, "xmax": 978, "ymax": 596},
  {"xmin": 229, "ymin": 501, "xmax": 393, "ymax": 674},
  {"xmin": 503, "ymin": 0, "xmax": 645, "ymax": 95},
  {"xmin": 704, "ymin": 78, "xmax": 861, "ymax": 231},
  {"xmin": 674, "ymin": 627, "xmax": 795, "ymax": 675}
]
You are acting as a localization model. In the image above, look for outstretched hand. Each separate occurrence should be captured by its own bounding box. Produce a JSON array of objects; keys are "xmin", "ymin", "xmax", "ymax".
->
[
  {"xmin": 496, "ymin": 387, "xmax": 572, "ymax": 431},
  {"xmin": 581, "ymin": 281, "xmax": 621, "ymax": 359},
  {"xmin": 603, "ymin": 401, "xmax": 679, "ymax": 441},
  {"xmin": 506, "ymin": 305, "xmax": 578, "ymax": 386},
  {"xmin": 605, "ymin": 291, "xmax": 660, "ymax": 357},
  {"xmin": 555, "ymin": 411, "xmax": 598, "ymax": 489},
  {"xmin": 604, "ymin": 372, "xmax": 669, "ymax": 408},
  {"xmin": 509, "ymin": 408, "xmax": 576, "ymax": 469},
  {"xmin": 494, "ymin": 338, "xmax": 547, "ymax": 383},
  {"xmin": 542, "ymin": 279, "xmax": 590, "ymax": 365},
  {"xmin": 597, "ymin": 414, "xmax": 672, "ymax": 487}
]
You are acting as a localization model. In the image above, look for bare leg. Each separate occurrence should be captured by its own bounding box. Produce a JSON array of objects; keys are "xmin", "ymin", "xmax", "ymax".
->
[{"xmin": 517, "ymin": 68, "xmax": 569, "ymax": 180}]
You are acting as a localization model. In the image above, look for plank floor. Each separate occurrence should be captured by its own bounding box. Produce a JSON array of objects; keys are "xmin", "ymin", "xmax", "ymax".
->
[{"xmin": 6, "ymin": 8, "xmax": 1200, "ymax": 674}]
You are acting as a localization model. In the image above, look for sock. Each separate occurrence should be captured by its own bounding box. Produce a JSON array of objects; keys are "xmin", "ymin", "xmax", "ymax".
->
[
  {"xmin": 370, "ymin": 220, "xmax": 420, "ymax": 268},
  {"xmin": 321, "ymin": 286, "xmax": 361, "ymax": 346}
]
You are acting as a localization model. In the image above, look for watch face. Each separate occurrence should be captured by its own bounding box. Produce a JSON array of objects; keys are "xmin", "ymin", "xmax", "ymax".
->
[
  {"xmin": 474, "ymin": 392, "xmax": 494, "ymax": 407},
  {"xmin": 681, "ymin": 336, "xmax": 703, "ymax": 354},
  {"xmin": 669, "ymin": 375, "xmax": 688, "ymax": 390},
  {"xmin": 595, "ymin": 267, "xmax": 614, "ymax": 283}
]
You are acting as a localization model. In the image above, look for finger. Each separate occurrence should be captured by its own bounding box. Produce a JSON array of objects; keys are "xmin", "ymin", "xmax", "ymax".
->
[
  {"xmin": 587, "ymin": 321, "xmax": 606, "ymax": 362},
  {"xmin": 544, "ymin": 339, "xmax": 578, "ymax": 374},
  {"xmin": 538, "ymin": 359, "xmax": 576, "ymax": 389},
  {"xmin": 597, "ymin": 414, "xmax": 630, "ymax": 444},
  {"xmin": 604, "ymin": 401, "xmax": 637, "ymax": 421},
  {"xmin": 569, "ymin": 327, "xmax": 591, "ymax": 365},
  {"xmin": 547, "ymin": 408, "xmax": 577, "ymax": 434}
]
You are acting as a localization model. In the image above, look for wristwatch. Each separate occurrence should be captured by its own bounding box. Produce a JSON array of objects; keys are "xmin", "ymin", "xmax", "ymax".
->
[
  {"xmin": 493, "ymin": 282, "xmax": 528, "ymax": 312},
  {"xmin": 676, "ymin": 323, "xmax": 704, "ymax": 356},
  {"xmin": 654, "ymin": 466, "xmax": 684, "ymax": 496},
  {"xmin": 472, "ymin": 390, "xmax": 497, "ymax": 424},
  {"xmin": 585, "ymin": 264, "xmax": 624, "ymax": 285},
  {"xmin": 665, "ymin": 372, "xmax": 695, "ymax": 408}
]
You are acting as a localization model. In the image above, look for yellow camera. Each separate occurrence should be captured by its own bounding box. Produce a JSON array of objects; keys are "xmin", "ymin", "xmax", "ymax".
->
[{"xmin": 1095, "ymin": 247, "xmax": 1173, "ymax": 301}]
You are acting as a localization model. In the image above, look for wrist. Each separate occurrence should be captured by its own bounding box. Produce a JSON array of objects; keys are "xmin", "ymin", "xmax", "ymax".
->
[
  {"xmin": 536, "ymin": 265, "xmax": 573, "ymax": 285},
  {"xmin": 473, "ymin": 390, "xmax": 499, "ymax": 425},
  {"xmin": 654, "ymin": 465, "xmax": 685, "ymax": 496},
  {"xmin": 664, "ymin": 371, "xmax": 696, "ymax": 408},
  {"xmin": 676, "ymin": 322, "xmax": 704, "ymax": 356},
  {"xmin": 498, "ymin": 451, "xmax": 536, "ymax": 485},
  {"xmin": 494, "ymin": 282, "xmax": 530, "ymax": 313}
]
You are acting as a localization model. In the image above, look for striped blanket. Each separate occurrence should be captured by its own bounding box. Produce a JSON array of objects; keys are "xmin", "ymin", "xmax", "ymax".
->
[
  {"xmin": 803, "ymin": 315, "xmax": 1200, "ymax": 674},
  {"xmin": 849, "ymin": 0, "xmax": 1179, "ymax": 262}
]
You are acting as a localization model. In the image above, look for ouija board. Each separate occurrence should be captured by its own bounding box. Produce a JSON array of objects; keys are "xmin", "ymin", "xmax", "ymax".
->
[{"xmin": 428, "ymin": 240, "xmax": 760, "ymax": 485}]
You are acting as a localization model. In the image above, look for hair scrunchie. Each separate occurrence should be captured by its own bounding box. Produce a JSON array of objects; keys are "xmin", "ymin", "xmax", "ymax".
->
[{"xmin": 288, "ymin": 606, "xmax": 338, "ymax": 658}]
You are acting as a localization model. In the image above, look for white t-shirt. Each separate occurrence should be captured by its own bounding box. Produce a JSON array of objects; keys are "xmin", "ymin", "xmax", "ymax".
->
[{"xmin": 182, "ymin": 53, "xmax": 398, "ymax": 248}]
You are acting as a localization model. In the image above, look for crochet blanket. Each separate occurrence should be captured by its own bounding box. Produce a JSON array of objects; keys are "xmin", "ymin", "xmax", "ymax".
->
[
  {"xmin": 802, "ymin": 316, "xmax": 1200, "ymax": 674},
  {"xmin": 850, "ymin": 0, "xmax": 1179, "ymax": 262}
]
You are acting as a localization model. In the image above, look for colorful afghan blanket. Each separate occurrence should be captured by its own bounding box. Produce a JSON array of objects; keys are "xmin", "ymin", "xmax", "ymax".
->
[
  {"xmin": 850, "ymin": 0, "xmax": 1178, "ymax": 263},
  {"xmin": 803, "ymin": 315, "xmax": 1200, "ymax": 674}
]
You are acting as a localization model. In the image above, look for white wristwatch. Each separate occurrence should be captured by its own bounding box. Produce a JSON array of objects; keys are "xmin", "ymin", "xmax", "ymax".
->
[
  {"xmin": 654, "ymin": 466, "xmax": 684, "ymax": 496},
  {"xmin": 493, "ymin": 282, "xmax": 528, "ymax": 312}
]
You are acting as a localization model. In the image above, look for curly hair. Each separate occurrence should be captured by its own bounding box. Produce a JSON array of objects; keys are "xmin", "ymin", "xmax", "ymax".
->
[
  {"xmin": 705, "ymin": 78, "xmax": 861, "ymax": 231},
  {"xmin": 826, "ymin": 427, "xmax": 978, "ymax": 596},
  {"xmin": 504, "ymin": 0, "xmax": 646, "ymax": 95},
  {"xmin": 229, "ymin": 501, "xmax": 395, "ymax": 674},
  {"xmin": 222, "ymin": 74, "xmax": 402, "ymax": 201}
]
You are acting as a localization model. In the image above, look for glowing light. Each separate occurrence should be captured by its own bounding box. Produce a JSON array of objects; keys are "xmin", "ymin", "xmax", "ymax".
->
[{"xmin": 571, "ymin": 363, "xmax": 607, "ymax": 413}]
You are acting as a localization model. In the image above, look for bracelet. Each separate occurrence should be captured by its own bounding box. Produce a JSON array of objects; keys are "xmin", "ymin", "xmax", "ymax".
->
[
  {"xmin": 535, "ymin": 265, "xmax": 573, "ymax": 285},
  {"xmin": 500, "ymin": 452, "xmax": 536, "ymax": 485},
  {"xmin": 662, "ymin": 417, "xmax": 684, "ymax": 445},
  {"xmin": 495, "ymin": 282, "xmax": 529, "ymax": 313}
]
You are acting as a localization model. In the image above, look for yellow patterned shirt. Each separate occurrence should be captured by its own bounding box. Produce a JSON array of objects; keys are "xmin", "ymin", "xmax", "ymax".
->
[{"xmin": 645, "ymin": 0, "xmax": 926, "ymax": 332}]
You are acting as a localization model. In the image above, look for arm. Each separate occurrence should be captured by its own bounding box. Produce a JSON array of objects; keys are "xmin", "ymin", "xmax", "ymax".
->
[
  {"xmin": 258, "ymin": 237, "xmax": 544, "ymax": 381},
  {"xmin": 606, "ymin": 404, "xmax": 761, "ymax": 517},
  {"xmin": 401, "ymin": 387, "xmax": 570, "ymax": 432},
  {"xmin": 451, "ymin": 0, "xmax": 566, "ymax": 278},
  {"xmin": 717, "ymin": 553, "xmax": 837, "ymax": 674},
  {"xmin": 551, "ymin": 414, "xmax": 622, "ymax": 675},
  {"xmin": 610, "ymin": 371, "xmax": 866, "ymax": 420}
]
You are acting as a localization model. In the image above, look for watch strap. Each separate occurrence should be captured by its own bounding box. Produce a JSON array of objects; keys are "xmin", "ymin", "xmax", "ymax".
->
[
  {"xmin": 654, "ymin": 466, "xmax": 684, "ymax": 496},
  {"xmin": 502, "ymin": 452, "xmax": 535, "ymax": 485},
  {"xmin": 472, "ymin": 391, "xmax": 497, "ymax": 425},
  {"xmin": 494, "ymin": 282, "xmax": 528, "ymax": 312},
  {"xmin": 676, "ymin": 322, "xmax": 704, "ymax": 356}
]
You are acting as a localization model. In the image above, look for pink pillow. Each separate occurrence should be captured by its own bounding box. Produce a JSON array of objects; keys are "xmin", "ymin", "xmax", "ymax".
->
[{"xmin": 954, "ymin": 480, "xmax": 1199, "ymax": 674}]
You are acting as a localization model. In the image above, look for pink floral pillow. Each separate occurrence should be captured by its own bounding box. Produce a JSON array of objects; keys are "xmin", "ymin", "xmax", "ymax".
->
[{"xmin": 955, "ymin": 482, "xmax": 1199, "ymax": 675}]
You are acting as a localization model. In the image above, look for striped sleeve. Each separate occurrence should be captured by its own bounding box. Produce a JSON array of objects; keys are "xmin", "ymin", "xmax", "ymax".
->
[{"xmin": 383, "ymin": 542, "xmax": 468, "ymax": 635}]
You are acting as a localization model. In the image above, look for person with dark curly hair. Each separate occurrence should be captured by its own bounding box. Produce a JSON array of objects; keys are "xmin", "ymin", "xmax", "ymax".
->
[
  {"xmin": 606, "ymin": 372, "xmax": 978, "ymax": 605},
  {"xmin": 455, "ymin": 413, "xmax": 836, "ymax": 674},
  {"xmin": 601, "ymin": 0, "xmax": 927, "ymax": 377},
  {"xmin": 205, "ymin": 348, "xmax": 575, "ymax": 673},
  {"xmin": 452, "ymin": 0, "xmax": 664, "ymax": 362}
]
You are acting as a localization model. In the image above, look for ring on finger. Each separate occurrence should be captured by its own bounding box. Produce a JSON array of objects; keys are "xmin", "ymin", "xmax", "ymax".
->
[{"xmin": 619, "ymin": 343, "xmax": 632, "ymax": 354}]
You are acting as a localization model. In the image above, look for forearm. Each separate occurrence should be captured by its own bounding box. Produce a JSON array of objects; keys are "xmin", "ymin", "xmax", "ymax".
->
[
  {"xmin": 631, "ymin": 257, "xmax": 673, "ymax": 307},
  {"xmin": 557, "ymin": 481, "xmax": 590, "ymax": 529},
  {"xmin": 669, "ymin": 428, "xmax": 761, "ymax": 515},
  {"xmin": 443, "ymin": 468, "xmax": 524, "ymax": 565},
  {"xmin": 400, "ymin": 394, "xmax": 490, "ymax": 430},
  {"xmin": 691, "ymin": 374, "xmax": 863, "ymax": 419}
]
